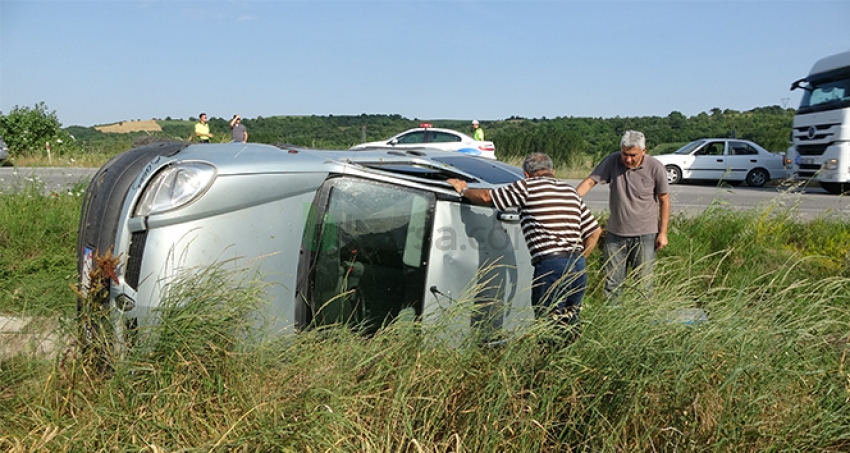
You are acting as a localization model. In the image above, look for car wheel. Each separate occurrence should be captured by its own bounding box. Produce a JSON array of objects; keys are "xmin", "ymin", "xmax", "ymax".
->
[
  {"xmin": 745, "ymin": 168, "xmax": 769, "ymax": 187},
  {"xmin": 820, "ymin": 182, "xmax": 850, "ymax": 195},
  {"xmin": 77, "ymin": 141, "xmax": 190, "ymax": 370},
  {"xmin": 666, "ymin": 165, "xmax": 682, "ymax": 184}
]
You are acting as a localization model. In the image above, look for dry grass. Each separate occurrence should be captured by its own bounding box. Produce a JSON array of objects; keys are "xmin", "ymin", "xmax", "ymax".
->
[{"xmin": 94, "ymin": 119, "xmax": 161, "ymax": 133}]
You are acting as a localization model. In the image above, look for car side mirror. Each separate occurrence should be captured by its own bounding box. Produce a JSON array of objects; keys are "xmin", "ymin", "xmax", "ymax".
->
[{"xmin": 389, "ymin": 138, "xmax": 398, "ymax": 146}]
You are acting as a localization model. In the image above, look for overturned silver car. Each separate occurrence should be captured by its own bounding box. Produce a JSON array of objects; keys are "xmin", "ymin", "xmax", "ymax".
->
[{"xmin": 78, "ymin": 142, "xmax": 537, "ymax": 347}]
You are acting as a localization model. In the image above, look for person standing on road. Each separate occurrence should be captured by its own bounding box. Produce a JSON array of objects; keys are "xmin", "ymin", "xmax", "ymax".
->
[
  {"xmin": 447, "ymin": 153, "xmax": 601, "ymax": 338},
  {"xmin": 472, "ymin": 120, "xmax": 484, "ymax": 141},
  {"xmin": 194, "ymin": 113, "xmax": 213, "ymax": 143},
  {"xmin": 230, "ymin": 114, "xmax": 248, "ymax": 143},
  {"xmin": 576, "ymin": 130, "xmax": 670, "ymax": 304}
]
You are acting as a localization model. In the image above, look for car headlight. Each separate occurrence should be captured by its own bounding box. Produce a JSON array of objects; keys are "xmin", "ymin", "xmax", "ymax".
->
[
  {"xmin": 824, "ymin": 159, "xmax": 838, "ymax": 170},
  {"xmin": 134, "ymin": 162, "xmax": 217, "ymax": 216}
]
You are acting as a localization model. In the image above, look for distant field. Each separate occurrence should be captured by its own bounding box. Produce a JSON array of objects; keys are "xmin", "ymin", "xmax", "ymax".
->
[{"xmin": 94, "ymin": 119, "xmax": 162, "ymax": 133}]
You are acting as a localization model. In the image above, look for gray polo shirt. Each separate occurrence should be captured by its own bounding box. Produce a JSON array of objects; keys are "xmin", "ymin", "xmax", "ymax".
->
[{"xmin": 588, "ymin": 152, "xmax": 668, "ymax": 236}]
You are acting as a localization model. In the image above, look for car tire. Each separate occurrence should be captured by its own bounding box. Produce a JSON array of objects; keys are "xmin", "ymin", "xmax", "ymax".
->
[
  {"xmin": 820, "ymin": 182, "xmax": 850, "ymax": 195},
  {"xmin": 745, "ymin": 168, "xmax": 769, "ymax": 188},
  {"xmin": 666, "ymin": 165, "xmax": 682, "ymax": 184},
  {"xmin": 77, "ymin": 141, "xmax": 190, "ymax": 370}
]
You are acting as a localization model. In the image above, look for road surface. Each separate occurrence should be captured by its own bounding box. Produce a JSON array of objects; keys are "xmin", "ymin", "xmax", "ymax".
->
[{"xmin": 1, "ymin": 167, "xmax": 848, "ymax": 220}]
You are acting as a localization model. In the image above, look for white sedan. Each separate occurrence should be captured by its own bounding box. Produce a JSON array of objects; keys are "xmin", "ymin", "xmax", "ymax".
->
[
  {"xmin": 654, "ymin": 139, "xmax": 787, "ymax": 187},
  {"xmin": 350, "ymin": 124, "xmax": 497, "ymax": 160}
]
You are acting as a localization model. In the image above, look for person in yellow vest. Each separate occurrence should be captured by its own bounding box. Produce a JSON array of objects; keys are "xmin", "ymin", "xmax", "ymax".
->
[
  {"xmin": 472, "ymin": 119, "xmax": 484, "ymax": 141},
  {"xmin": 194, "ymin": 113, "xmax": 213, "ymax": 143}
]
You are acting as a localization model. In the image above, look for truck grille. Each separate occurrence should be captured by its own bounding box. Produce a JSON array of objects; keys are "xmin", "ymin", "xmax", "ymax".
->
[
  {"xmin": 126, "ymin": 230, "xmax": 148, "ymax": 290},
  {"xmin": 794, "ymin": 124, "xmax": 836, "ymax": 142},
  {"xmin": 796, "ymin": 144, "xmax": 828, "ymax": 156}
]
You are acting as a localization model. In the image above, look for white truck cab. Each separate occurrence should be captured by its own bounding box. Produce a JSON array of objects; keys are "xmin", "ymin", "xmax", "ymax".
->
[{"xmin": 787, "ymin": 50, "xmax": 850, "ymax": 194}]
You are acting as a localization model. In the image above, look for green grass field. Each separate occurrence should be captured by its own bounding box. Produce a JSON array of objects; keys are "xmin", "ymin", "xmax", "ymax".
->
[{"xmin": 0, "ymin": 183, "xmax": 848, "ymax": 451}]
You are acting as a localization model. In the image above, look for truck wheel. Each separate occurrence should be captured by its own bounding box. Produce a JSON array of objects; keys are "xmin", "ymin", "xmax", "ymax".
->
[
  {"xmin": 666, "ymin": 165, "xmax": 682, "ymax": 184},
  {"xmin": 820, "ymin": 182, "xmax": 850, "ymax": 195},
  {"xmin": 746, "ymin": 168, "xmax": 769, "ymax": 187}
]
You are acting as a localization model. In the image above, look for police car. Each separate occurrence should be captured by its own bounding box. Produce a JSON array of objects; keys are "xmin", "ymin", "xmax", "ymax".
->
[{"xmin": 350, "ymin": 124, "xmax": 497, "ymax": 160}]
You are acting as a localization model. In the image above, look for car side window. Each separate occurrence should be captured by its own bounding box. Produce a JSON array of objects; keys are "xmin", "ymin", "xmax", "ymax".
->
[
  {"xmin": 396, "ymin": 131, "xmax": 426, "ymax": 144},
  {"xmin": 302, "ymin": 177, "xmax": 434, "ymax": 334},
  {"xmin": 730, "ymin": 142, "xmax": 757, "ymax": 156},
  {"xmin": 697, "ymin": 142, "xmax": 723, "ymax": 156},
  {"xmin": 430, "ymin": 132, "xmax": 461, "ymax": 143}
]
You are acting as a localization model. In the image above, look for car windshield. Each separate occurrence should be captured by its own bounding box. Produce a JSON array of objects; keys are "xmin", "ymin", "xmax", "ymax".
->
[
  {"xmin": 673, "ymin": 141, "xmax": 704, "ymax": 155},
  {"xmin": 798, "ymin": 72, "xmax": 850, "ymax": 114},
  {"xmin": 431, "ymin": 156, "xmax": 524, "ymax": 184}
]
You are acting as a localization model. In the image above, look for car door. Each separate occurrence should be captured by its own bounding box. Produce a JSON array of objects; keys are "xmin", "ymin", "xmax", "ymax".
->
[
  {"xmin": 426, "ymin": 131, "xmax": 463, "ymax": 152},
  {"xmin": 298, "ymin": 177, "xmax": 435, "ymax": 334},
  {"xmin": 690, "ymin": 141, "xmax": 728, "ymax": 180},
  {"xmin": 725, "ymin": 141, "xmax": 761, "ymax": 181},
  {"xmin": 393, "ymin": 130, "xmax": 427, "ymax": 148}
]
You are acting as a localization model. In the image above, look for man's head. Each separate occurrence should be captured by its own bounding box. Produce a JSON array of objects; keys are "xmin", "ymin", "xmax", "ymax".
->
[
  {"xmin": 233, "ymin": 114, "xmax": 241, "ymax": 123},
  {"xmin": 523, "ymin": 153, "xmax": 554, "ymax": 177},
  {"xmin": 472, "ymin": 119, "xmax": 480, "ymax": 129},
  {"xmin": 619, "ymin": 130, "xmax": 646, "ymax": 169},
  {"xmin": 199, "ymin": 113, "xmax": 208, "ymax": 124}
]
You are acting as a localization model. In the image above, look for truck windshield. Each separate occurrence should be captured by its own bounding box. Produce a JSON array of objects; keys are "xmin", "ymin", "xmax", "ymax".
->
[{"xmin": 798, "ymin": 73, "xmax": 850, "ymax": 114}]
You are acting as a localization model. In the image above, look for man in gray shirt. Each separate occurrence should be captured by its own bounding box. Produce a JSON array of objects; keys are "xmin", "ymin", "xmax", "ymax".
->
[
  {"xmin": 576, "ymin": 130, "xmax": 670, "ymax": 303},
  {"xmin": 229, "ymin": 114, "xmax": 248, "ymax": 143}
]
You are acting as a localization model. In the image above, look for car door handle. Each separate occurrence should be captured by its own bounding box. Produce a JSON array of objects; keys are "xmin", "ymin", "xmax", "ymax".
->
[
  {"xmin": 716, "ymin": 159, "xmax": 724, "ymax": 162},
  {"xmin": 498, "ymin": 212, "xmax": 520, "ymax": 222}
]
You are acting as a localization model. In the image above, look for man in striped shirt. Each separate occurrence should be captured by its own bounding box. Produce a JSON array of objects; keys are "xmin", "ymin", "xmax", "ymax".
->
[{"xmin": 447, "ymin": 153, "xmax": 601, "ymax": 332}]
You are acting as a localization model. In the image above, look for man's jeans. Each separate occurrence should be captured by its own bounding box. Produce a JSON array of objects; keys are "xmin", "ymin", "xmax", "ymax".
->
[
  {"xmin": 532, "ymin": 253, "xmax": 587, "ymax": 327},
  {"xmin": 603, "ymin": 232, "xmax": 656, "ymax": 304}
]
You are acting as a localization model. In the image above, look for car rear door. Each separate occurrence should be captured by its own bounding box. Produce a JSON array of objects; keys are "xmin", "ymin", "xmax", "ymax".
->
[{"xmin": 726, "ymin": 141, "xmax": 761, "ymax": 180}]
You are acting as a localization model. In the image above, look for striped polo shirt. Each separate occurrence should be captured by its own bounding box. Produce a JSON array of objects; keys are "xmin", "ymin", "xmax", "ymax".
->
[{"xmin": 490, "ymin": 176, "xmax": 600, "ymax": 263}]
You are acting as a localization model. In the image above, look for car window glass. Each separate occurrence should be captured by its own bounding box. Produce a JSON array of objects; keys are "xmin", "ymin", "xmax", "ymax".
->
[
  {"xmin": 430, "ymin": 132, "xmax": 461, "ymax": 143},
  {"xmin": 674, "ymin": 141, "xmax": 703, "ymax": 155},
  {"xmin": 397, "ymin": 131, "xmax": 426, "ymax": 144},
  {"xmin": 730, "ymin": 142, "xmax": 757, "ymax": 155},
  {"xmin": 697, "ymin": 142, "xmax": 723, "ymax": 156},
  {"xmin": 431, "ymin": 156, "xmax": 524, "ymax": 184},
  {"xmin": 306, "ymin": 178, "xmax": 433, "ymax": 333}
]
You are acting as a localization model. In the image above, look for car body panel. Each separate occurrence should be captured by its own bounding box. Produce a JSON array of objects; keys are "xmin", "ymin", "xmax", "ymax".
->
[
  {"xmin": 654, "ymin": 139, "xmax": 786, "ymax": 186},
  {"xmin": 0, "ymin": 136, "xmax": 9, "ymax": 162},
  {"xmin": 350, "ymin": 126, "xmax": 497, "ymax": 160},
  {"xmin": 78, "ymin": 142, "xmax": 534, "ymax": 348}
]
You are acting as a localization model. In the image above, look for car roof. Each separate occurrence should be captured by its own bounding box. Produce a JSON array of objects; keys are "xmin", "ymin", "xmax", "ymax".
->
[
  {"xmin": 166, "ymin": 142, "xmax": 521, "ymax": 186},
  {"xmin": 393, "ymin": 127, "xmax": 472, "ymax": 138}
]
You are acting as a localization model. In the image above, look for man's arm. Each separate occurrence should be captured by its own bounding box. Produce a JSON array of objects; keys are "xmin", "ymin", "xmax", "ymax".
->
[
  {"xmin": 575, "ymin": 178, "xmax": 597, "ymax": 197},
  {"xmin": 243, "ymin": 130, "xmax": 249, "ymax": 142},
  {"xmin": 446, "ymin": 178, "xmax": 492, "ymax": 206},
  {"xmin": 582, "ymin": 227, "xmax": 601, "ymax": 258},
  {"xmin": 656, "ymin": 192, "xmax": 670, "ymax": 250}
]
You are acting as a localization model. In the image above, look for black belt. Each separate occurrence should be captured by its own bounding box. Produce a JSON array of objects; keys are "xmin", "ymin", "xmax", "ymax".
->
[{"xmin": 531, "ymin": 250, "xmax": 581, "ymax": 266}]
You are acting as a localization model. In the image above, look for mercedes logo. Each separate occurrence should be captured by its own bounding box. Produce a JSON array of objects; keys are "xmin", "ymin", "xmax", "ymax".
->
[{"xmin": 807, "ymin": 126, "xmax": 817, "ymax": 139}]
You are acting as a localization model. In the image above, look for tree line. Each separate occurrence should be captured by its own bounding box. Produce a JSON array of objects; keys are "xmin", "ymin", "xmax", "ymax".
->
[{"xmin": 0, "ymin": 103, "xmax": 796, "ymax": 163}]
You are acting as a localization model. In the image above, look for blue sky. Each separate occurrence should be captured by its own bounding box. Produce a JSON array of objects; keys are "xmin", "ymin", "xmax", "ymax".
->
[{"xmin": 1, "ymin": 0, "xmax": 849, "ymax": 127}]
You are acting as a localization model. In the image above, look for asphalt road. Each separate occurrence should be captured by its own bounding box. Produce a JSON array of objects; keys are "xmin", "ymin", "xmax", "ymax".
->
[
  {"xmin": 0, "ymin": 167, "xmax": 95, "ymax": 195},
  {"xmin": 1, "ymin": 167, "xmax": 848, "ymax": 220}
]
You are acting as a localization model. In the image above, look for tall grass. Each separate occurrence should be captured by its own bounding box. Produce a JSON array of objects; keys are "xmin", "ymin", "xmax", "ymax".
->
[
  {"xmin": 0, "ymin": 182, "xmax": 83, "ymax": 316},
  {"xmin": 1, "ymin": 186, "xmax": 849, "ymax": 451}
]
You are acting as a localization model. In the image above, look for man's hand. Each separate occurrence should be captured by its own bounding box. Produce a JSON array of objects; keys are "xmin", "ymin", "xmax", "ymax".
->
[
  {"xmin": 446, "ymin": 178, "xmax": 467, "ymax": 194},
  {"xmin": 655, "ymin": 232, "xmax": 668, "ymax": 250}
]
